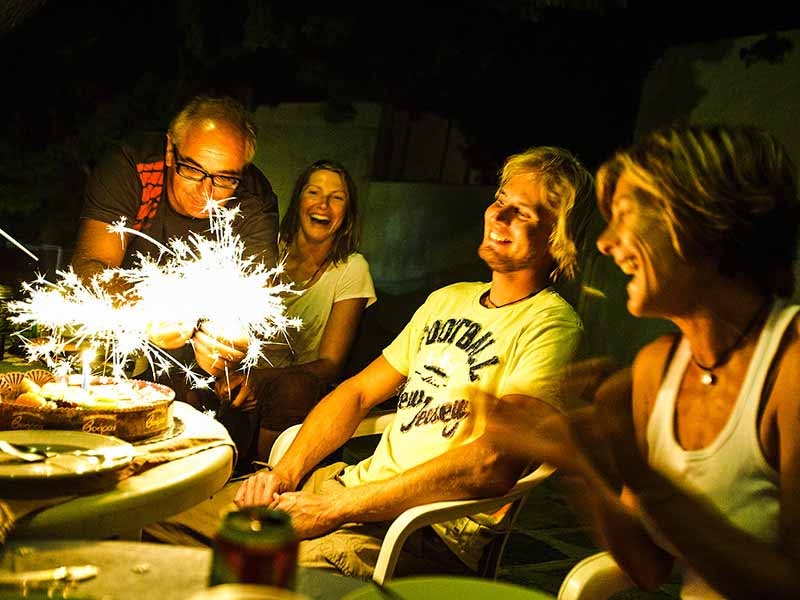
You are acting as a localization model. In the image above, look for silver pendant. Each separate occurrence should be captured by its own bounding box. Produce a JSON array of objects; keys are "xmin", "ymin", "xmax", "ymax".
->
[{"xmin": 700, "ymin": 371, "xmax": 716, "ymax": 386}]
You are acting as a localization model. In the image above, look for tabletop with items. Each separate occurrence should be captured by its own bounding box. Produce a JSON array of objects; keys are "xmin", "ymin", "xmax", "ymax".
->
[
  {"xmin": 0, "ymin": 367, "xmax": 235, "ymax": 542},
  {"xmin": 0, "ymin": 539, "xmax": 557, "ymax": 600}
]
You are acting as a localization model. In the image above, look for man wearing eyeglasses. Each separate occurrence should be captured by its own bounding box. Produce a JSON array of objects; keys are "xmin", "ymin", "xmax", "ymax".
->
[
  {"xmin": 71, "ymin": 95, "xmax": 278, "ymax": 372},
  {"xmin": 72, "ymin": 95, "xmax": 277, "ymax": 281}
]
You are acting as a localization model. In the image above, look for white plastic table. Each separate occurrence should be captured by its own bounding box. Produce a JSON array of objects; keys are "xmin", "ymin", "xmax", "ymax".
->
[{"xmin": 6, "ymin": 402, "xmax": 235, "ymax": 540}]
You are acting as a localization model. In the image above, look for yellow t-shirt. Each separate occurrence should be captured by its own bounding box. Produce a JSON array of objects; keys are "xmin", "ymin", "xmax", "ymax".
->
[{"xmin": 339, "ymin": 281, "xmax": 583, "ymax": 569}]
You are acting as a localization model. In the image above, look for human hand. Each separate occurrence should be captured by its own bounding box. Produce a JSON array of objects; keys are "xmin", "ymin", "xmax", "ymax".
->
[
  {"xmin": 234, "ymin": 467, "xmax": 292, "ymax": 508},
  {"xmin": 269, "ymin": 491, "xmax": 340, "ymax": 540},
  {"xmin": 560, "ymin": 356, "xmax": 619, "ymax": 406},
  {"xmin": 192, "ymin": 322, "xmax": 248, "ymax": 377},
  {"xmin": 484, "ymin": 357, "xmax": 623, "ymax": 478},
  {"xmin": 146, "ymin": 320, "xmax": 195, "ymax": 350},
  {"xmin": 90, "ymin": 270, "xmax": 137, "ymax": 305},
  {"xmin": 215, "ymin": 370, "xmax": 257, "ymax": 411},
  {"xmin": 486, "ymin": 397, "xmax": 591, "ymax": 475}
]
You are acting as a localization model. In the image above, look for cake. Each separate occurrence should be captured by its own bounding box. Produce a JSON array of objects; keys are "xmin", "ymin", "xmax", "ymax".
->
[{"xmin": 0, "ymin": 370, "xmax": 175, "ymax": 441}]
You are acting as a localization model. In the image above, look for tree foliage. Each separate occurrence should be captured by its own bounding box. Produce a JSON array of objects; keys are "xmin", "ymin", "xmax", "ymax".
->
[{"xmin": 7, "ymin": 0, "xmax": 786, "ymax": 247}]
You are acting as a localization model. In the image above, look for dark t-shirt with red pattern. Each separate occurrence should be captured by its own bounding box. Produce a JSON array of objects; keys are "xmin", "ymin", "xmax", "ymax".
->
[{"xmin": 81, "ymin": 132, "xmax": 278, "ymax": 269}]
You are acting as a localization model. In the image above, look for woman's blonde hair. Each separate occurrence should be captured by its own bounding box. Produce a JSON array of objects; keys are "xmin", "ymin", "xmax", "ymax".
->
[{"xmin": 597, "ymin": 124, "xmax": 800, "ymax": 296}]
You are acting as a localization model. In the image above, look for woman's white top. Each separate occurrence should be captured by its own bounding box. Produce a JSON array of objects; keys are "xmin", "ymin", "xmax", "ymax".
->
[
  {"xmin": 276, "ymin": 252, "xmax": 376, "ymax": 367},
  {"xmin": 645, "ymin": 299, "xmax": 798, "ymax": 599}
]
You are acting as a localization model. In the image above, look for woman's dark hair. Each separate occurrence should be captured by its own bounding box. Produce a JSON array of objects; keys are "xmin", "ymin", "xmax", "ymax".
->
[{"xmin": 279, "ymin": 159, "xmax": 360, "ymax": 265}]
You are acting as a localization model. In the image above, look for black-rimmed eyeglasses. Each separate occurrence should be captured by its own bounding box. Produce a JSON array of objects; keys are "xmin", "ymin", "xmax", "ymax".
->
[{"xmin": 172, "ymin": 145, "xmax": 242, "ymax": 190}]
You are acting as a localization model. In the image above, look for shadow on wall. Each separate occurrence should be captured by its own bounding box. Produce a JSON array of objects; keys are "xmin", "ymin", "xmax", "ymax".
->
[
  {"xmin": 573, "ymin": 211, "xmax": 677, "ymax": 369},
  {"xmin": 360, "ymin": 181, "xmax": 494, "ymax": 295},
  {"xmin": 635, "ymin": 36, "xmax": 735, "ymax": 138}
]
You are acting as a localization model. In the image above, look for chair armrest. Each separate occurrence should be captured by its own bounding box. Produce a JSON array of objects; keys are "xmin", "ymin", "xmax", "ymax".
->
[
  {"xmin": 268, "ymin": 423, "xmax": 302, "ymax": 464},
  {"xmin": 269, "ymin": 413, "xmax": 555, "ymax": 586},
  {"xmin": 353, "ymin": 410, "xmax": 395, "ymax": 437},
  {"xmin": 557, "ymin": 551, "xmax": 634, "ymax": 600},
  {"xmin": 371, "ymin": 463, "xmax": 555, "ymax": 585},
  {"xmin": 268, "ymin": 410, "xmax": 396, "ymax": 464}
]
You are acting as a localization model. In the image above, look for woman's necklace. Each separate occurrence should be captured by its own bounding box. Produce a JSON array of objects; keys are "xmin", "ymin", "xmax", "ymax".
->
[
  {"xmin": 280, "ymin": 245, "xmax": 329, "ymax": 289},
  {"xmin": 294, "ymin": 260, "xmax": 326, "ymax": 288},
  {"xmin": 482, "ymin": 286, "xmax": 545, "ymax": 309},
  {"xmin": 691, "ymin": 299, "xmax": 770, "ymax": 386}
]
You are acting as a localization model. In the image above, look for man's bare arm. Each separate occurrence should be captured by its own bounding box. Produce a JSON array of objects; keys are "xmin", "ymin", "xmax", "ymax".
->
[
  {"xmin": 342, "ymin": 393, "xmax": 541, "ymax": 511},
  {"xmin": 234, "ymin": 355, "xmax": 406, "ymax": 506},
  {"xmin": 71, "ymin": 218, "xmax": 128, "ymax": 282},
  {"xmin": 268, "ymin": 394, "xmax": 548, "ymax": 538}
]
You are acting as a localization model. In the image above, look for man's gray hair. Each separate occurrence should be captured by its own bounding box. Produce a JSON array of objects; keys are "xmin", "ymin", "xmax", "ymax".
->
[{"xmin": 169, "ymin": 96, "xmax": 258, "ymax": 162}]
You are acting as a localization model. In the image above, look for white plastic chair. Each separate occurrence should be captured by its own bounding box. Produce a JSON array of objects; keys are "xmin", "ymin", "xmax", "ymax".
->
[
  {"xmin": 557, "ymin": 551, "xmax": 634, "ymax": 600},
  {"xmin": 268, "ymin": 410, "xmax": 556, "ymax": 585}
]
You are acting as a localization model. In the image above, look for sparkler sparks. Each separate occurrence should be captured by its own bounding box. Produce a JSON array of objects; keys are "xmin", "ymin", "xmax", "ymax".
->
[
  {"xmin": 8, "ymin": 203, "xmax": 301, "ymax": 387},
  {"xmin": 9, "ymin": 269, "xmax": 149, "ymax": 380}
]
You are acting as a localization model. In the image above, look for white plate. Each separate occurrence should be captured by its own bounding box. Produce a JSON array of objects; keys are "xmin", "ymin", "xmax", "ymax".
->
[{"xmin": 0, "ymin": 429, "xmax": 134, "ymax": 481}]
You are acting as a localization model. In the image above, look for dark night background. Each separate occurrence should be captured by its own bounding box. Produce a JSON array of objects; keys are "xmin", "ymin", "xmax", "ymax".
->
[{"xmin": 1, "ymin": 1, "xmax": 799, "ymax": 255}]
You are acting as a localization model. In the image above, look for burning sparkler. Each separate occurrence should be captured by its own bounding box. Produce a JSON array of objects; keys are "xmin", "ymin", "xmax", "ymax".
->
[
  {"xmin": 8, "ymin": 203, "xmax": 301, "ymax": 387},
  {"xmin": 0, "ymin": 224, "xmax": 38, "ymax": 261}
]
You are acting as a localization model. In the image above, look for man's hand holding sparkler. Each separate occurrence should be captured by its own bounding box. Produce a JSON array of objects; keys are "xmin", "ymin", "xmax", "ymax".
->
[
  {"xmin": 192, "ymin": 322, "xmax": 249, "ymax": 378},
  {"xmin": 146, "ymin": 320, "xmax": 196, "ymax": 350},
  {"xmin": 12, "ymin": 206, "xmax": 297, "ymax": 389},
  {"xmin": 215, "ymin": 370, "xmax": 258, "ymax": 412}
]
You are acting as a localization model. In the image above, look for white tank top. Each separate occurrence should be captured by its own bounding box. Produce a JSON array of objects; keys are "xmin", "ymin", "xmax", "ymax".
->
[{"xmin": 645, "ymin": 299, "xmax": 798, "ymax": 599}]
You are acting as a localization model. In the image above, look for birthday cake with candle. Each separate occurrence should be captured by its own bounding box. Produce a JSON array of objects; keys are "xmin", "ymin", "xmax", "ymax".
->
[{"xmin": 0, "ymin": 370, "xmax": 174, "ymax": 441}]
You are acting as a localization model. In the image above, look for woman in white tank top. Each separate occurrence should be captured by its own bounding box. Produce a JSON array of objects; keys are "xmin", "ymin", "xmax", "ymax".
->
[{"xmin": 489, "ymin": 125, "xmax": 800, "ymax": 599}]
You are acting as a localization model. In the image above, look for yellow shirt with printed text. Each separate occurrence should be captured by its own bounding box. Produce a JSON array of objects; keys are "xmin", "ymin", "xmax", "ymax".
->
[{"xmin": 339, "ymin": 282, "xmax": 583, "ymax": 570}]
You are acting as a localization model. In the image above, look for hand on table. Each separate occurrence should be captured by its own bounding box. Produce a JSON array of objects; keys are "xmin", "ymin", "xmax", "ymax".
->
[{"xmin": 192, "ymin": 322, "xmax": 248, "ymax": 377}]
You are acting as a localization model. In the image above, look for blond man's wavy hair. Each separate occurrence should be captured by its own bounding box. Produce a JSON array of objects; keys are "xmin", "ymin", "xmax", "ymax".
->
[{"xmin": 499, "ymin": 146, "xmax": 595, "ymax": 281}]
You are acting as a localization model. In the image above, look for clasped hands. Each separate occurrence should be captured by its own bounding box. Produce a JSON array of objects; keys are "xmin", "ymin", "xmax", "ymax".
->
[
  {"xmin": 234, "ymin": 467, "xmax": 342, "ymax": 539},
  {"xmin": 147, "ymin": 319, "xmax": 247, "ymax": 373}
]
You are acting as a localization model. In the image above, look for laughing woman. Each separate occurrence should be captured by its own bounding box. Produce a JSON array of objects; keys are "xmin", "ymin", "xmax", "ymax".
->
[
  {"xmin": 489, "ymin": 125, "xmax": 800, "ymax": 599},
  {"xmin": 196, "ymin": 159, "xmax": 376, "ymax": 465}
]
